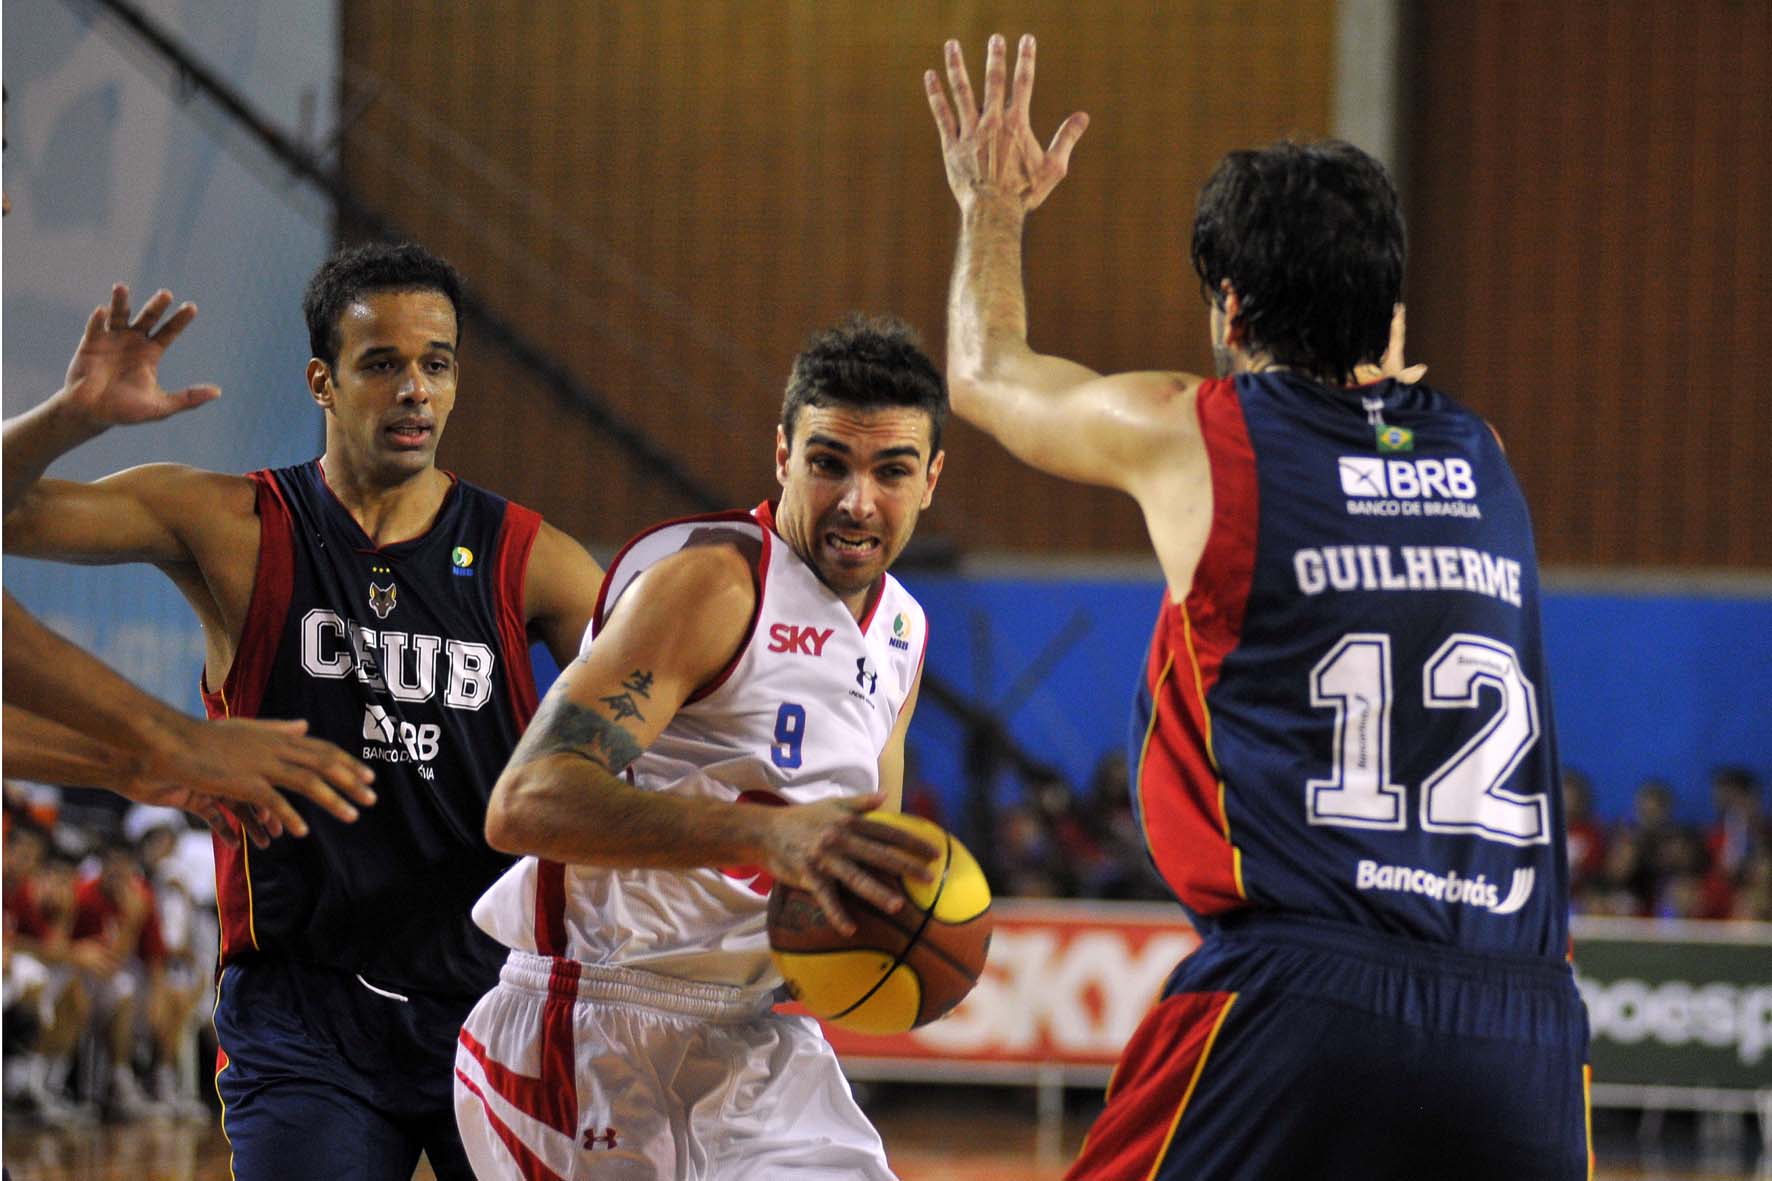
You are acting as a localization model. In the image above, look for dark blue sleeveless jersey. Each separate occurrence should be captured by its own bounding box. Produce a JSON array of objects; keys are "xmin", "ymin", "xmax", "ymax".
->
[
  {"xmin": 202, "ymin": 461, "xmax": 542, "ymax": 1001},
  {"xmin": 1131, "ymin": 373, "xmax": 1570, "ymax": 959}
]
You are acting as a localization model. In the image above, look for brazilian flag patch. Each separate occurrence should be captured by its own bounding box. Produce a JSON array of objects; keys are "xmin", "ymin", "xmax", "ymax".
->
[{"xmin": 1375, "ymin": 424, "xmax": 1414, "ymax": 453}]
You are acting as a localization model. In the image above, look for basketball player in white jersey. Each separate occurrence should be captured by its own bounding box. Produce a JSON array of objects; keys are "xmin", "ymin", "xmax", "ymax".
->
[{"xmin": 454, "ymin": 315, "xmax": 948, "ymax": 1180}]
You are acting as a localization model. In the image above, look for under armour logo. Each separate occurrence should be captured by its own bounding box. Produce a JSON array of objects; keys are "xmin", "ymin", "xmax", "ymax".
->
[
  {"xmin": 855, "ymin": 657, "xmax": 878, "ymax": 695},
  {"xmin": 582, "ymin": 1126, "xmax": 619, "ymax": 1150}
]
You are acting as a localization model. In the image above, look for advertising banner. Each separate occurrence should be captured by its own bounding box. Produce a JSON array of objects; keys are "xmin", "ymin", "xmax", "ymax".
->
[
  {"xmin": 1572, "ymin": 916, "xmax": 1772, "ymax": 1100},
  {"xmin": 808, "ymin": 902, "xmax": 1772, "ymax": 1107},
  {"xmin": 812, "ymin": 899, "xmax": 1196, "ymax": 1074}
]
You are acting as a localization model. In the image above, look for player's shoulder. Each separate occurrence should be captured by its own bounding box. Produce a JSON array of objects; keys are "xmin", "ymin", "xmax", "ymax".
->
[
  {"xmin": 603, "ymin": 524, "xmax": 758, "ymax": 628},
  {"xmin": 645, "ymin": 533, "xmax": 759, "ymax": 600}
]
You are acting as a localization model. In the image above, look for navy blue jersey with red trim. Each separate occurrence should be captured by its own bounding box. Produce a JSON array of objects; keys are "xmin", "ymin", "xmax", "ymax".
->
[
  {"xmin": 203, "ymin": 460, "xmax": 541, "ymax": 1001},
  {"xmin": 1132, "ymin": 373, "xmax": 1569, "ymax": 959}
]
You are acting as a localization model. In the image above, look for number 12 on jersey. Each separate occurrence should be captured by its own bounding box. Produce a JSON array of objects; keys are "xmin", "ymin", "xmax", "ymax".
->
[{"xmin": 1307, "ymin": 632, "xmax": 1548, "ymax": 847}]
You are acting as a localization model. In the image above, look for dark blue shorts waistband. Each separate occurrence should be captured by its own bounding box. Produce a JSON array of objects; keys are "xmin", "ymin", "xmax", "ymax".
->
[{"xmin": 1210, "ymin": 911, "xmax": 1574, "ymax": 986}]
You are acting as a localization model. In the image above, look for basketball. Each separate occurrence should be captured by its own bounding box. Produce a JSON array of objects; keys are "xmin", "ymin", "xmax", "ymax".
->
[{"xmin": 767, "ymin": 812, "xmax": 993, "ymax": 1035}]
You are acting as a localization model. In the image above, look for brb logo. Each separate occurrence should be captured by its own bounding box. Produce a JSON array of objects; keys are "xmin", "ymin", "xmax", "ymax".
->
[
  {"xmin": 1339, "ymin": 456, "xmax": 1477, "ymax": 499},
  {"xmin": 1339, "ymin": 457, "xmax": 1481, "ymax": 519},
  {"xmin": 767, "ymin": 623, "xmax": 834, "ymax": 656}
]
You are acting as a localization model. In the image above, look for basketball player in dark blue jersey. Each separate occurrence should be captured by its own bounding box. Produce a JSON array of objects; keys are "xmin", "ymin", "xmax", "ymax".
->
[
  {"xmin": 5, "ymin": 243, "xmax": 605, "ymax": 1180},
  {"xmin": 1, "ymin": 156, "xmax": 373, "ymax": 835},
  {"xmin": 928, "ymin": 34, "xmax": 1590, "ymax": 1181}
]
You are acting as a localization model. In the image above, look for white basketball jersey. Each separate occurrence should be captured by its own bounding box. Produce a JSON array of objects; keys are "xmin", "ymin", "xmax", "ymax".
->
[{"xmin": 472, "ymin": 503, "xmax": 928, "ymax": 991}]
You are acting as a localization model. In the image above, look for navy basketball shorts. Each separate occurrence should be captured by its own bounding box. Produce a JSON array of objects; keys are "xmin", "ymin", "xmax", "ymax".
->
[
  {"xmin": 1067, "ymin": 915, "xmax": 1592, "ymax": 1181},
  {"xmin": 214, "ymin": 958, "xmax": 480, "ymax": 1181}
]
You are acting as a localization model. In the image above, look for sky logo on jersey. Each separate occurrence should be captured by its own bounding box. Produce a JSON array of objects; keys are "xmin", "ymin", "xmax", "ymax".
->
[
  {"xmin": 1375, "ymin": 424, "xmax": 1414, "ymax": 452},
  {"xmin": 767, "ymin": 624, "xmax": 834, "ymax": 656},
  {"xmin": 1355, "ymin": 860, "xmax": 1536, "ymax": 916},
  {"xmin": 451, "ymin": 546, "xmax": 475, "ymax": 578},
  {"xmin": 889, "ymin": 612, "xmax": 912, "ymax": 651}
]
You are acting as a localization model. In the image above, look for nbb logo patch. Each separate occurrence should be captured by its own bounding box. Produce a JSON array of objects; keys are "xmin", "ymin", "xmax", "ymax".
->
[{"xmin": 1339, "ymin": 456, "xmax": 1477, "ymax": 500}]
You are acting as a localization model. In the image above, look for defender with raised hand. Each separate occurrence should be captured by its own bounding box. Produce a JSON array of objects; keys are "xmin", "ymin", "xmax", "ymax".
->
[
  {"xmin": 5, "ymin": 245, "xmax": 605, "ymax": 1181},
  {"xmin": 1, "ymin": 286, "xmax": 374, "ymax": 841},
  {"xmin": 927, "ymin": 34, "xmax": 1589, "ymax": 1181}
]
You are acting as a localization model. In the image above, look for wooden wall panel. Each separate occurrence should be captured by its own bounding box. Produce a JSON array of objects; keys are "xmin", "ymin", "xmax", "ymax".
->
[
  {"xmin": 338, "ymin": 2, "xmax": 1335, "ymax": 553},
  {"xmin": 1404, "ymin": 2, "xmax": 1771, "ymax": 567}
]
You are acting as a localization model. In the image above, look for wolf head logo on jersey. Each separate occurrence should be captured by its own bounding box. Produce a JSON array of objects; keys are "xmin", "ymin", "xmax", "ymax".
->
[{"xmin": 368, "ymin": 581, "xmax": 397, "ymax": 620}]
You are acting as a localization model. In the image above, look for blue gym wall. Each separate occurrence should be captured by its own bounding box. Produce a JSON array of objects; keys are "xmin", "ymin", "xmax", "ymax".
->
[{"xmin": 2, "ymin": 1, "xmax": 335, "ymax": 708}]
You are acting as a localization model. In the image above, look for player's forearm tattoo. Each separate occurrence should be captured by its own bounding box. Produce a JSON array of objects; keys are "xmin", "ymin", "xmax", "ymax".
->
[
  {"xmin": 599, "ymin": 670, "xmax": 653, "ymax": 723},
  {"xmin": 523, "ymin": 690, "xmax": 646, "ymax": 775}
]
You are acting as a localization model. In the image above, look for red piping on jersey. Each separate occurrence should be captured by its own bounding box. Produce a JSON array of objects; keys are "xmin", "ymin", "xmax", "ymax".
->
[
  {"xmin": 1135, "ymin": 379, "xmax": 1257, "ymax": 913},
  {"xmin": 203, "ymin": 470, "xmax": 296, "ymax": 722},
  {"xmin": 454, "ymin": 1070, "xmax": 571, "ymax": 1181},
  {"xmin": 589, "ymin": 506, "xmax": 771, "ymax": 705},
  {"xmin": 856, "ymin": 573, "xmax": 887, "ymax": 634},
  {"xmin": 688, "ymin": 505, "xmax": 772, "ymax": 702},
  {"xmin": 533, "ymin": 860, "xmax": 567, "ymax": 957},
  {"xmin": 204, "ymin": 469, "xmax": 298, "ymax": 961},
  {"xmin": 492, "ymin": 502, "xmax": 543, "ymax": 725},
  {"xmin": 456, "ymin": 956, "xmax": 581, "ymax": 1139}
]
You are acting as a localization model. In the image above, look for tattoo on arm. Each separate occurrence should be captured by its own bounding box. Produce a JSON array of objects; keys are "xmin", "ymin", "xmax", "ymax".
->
[
  {"xmin": 520, "ymin": 688, "xmax": 647, "ymax": 775},
  {"xmin": 597, "ymin": 669, "xmax": 654, "ymax": 723}
]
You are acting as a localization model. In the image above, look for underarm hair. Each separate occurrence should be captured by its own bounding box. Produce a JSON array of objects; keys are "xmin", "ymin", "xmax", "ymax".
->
[{"xmin": 520, "ymin": 675, "xmax": 651, "ymax": 775}]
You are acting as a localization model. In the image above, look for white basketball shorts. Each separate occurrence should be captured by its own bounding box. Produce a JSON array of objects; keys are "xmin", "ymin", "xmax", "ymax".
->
[{"xmin": 454, "ymin": 951, "xmax": 895, "ymax": 1181}]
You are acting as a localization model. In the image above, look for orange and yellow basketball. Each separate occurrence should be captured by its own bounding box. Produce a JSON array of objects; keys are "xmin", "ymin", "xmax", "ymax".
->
[{"xmin": 767, "ymin": 812, "xmax": 993, "ymax": 1035}]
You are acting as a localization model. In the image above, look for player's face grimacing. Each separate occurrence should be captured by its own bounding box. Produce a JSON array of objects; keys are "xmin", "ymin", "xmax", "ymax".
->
[
  {"xmin": 308, "ymin": 290, "xmax": 459, "ymax": 484},
  {"xmin": 774, "ymin": 404, "xmax": 944, "ymax": 612}
]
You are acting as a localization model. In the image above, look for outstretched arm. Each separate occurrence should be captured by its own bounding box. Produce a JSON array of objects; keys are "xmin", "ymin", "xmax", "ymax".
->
[
  {"xmin": 485, "ymin": 542, "xmax": 937, "ymax": 934},
  {"xmin": 2, "ymin": 593, "xmax": 376, "ymax": 840},
  {"xmin": 928, "ymin": 34, "xmax": 1200, "ymax": 494},
  {"xmin": 3, "ymin": 285, "xmax": 219, "ymax": 516}
]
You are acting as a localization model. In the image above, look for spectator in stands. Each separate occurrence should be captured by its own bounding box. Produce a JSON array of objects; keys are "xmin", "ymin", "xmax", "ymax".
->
[
  {"xmin": 1561, "ymin": 769, "xmax": 1609, "ymax": 913},
  {"xmin": 1649, "ymin": 829, "xmax": 1714, "ymax": 919},
  {"xmin": 1706, "ymin": 766, "xmax": 1767, "ymax": 887},
  {"xmin": 1591, "ymin": 827, "xmax": 1652, "ymax": 916},
  {"xmin": 128, "ymin": 807, "xmax": 212, "ymax": 1117},
  {"xmin": 1729, "ymin": 843, "xmax": 1772, "ymax": 922},
  {"xmin": 1076, "ymin": 752, "xmax": 1170, "ymax": 902},
  {"xmin": 70, "ymin": 838, "xmax": 167, "ymax": 1117},
  {"xmin": 996, "ymin": 799, "xmax": 1070, "ymax": 897},
  {"xmin": 1608, "ymin": 778, "xmax": 1687, "ymax": 912},
  {"xmin": 2, "ymin": 821, "xmax": 105, "ymax": 1121}
]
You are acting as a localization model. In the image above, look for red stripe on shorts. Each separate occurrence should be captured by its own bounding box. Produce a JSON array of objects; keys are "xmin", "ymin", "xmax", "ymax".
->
[
  {"xmin": 1065, "ymin": 990, "xmax": 1237, "ymax": 1181},
  {"xmin": 456, "ymin": 1069, "xmax": 570, "ymax": 1181},
  {"xmin": 457, "ymin": 958, "xmax": 582, "ymax": 1138}
]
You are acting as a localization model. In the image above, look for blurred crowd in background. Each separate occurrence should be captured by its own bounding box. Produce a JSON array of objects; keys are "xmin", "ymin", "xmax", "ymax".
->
[
  {"xmin": 3, "ymin": 785, "xmax": 216, "ymax": 1125},
  {"xmin": 4, "ymin": 758, "xmax": 1767, "ymax": 1125}
]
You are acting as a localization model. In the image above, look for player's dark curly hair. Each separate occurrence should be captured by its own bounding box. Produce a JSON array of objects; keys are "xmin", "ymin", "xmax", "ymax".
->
[
  {"xmin": 303, "ymin": 241, "xmax": 464, "ymax": 367},
  {"xmin": 781, "ymin": 314, "xmax": 948, "ymax": 455},
  {"xmin": 1190, "ymin": 139, "xmax": 1405, "ymax": 384}
]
